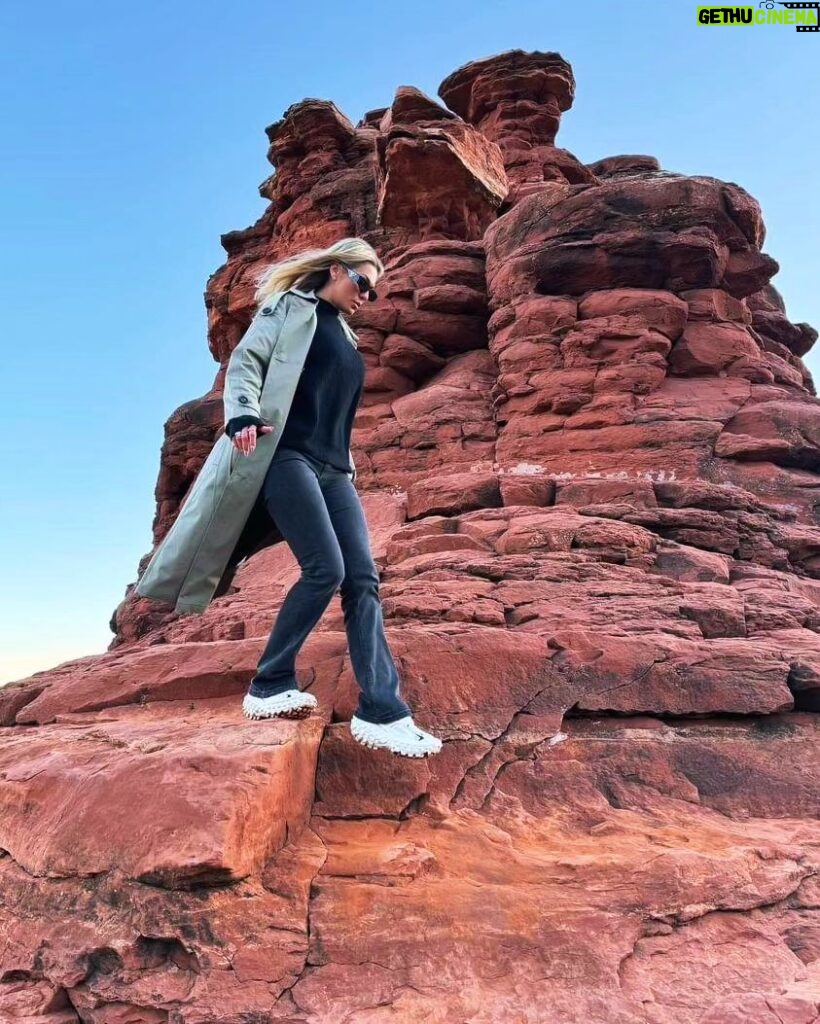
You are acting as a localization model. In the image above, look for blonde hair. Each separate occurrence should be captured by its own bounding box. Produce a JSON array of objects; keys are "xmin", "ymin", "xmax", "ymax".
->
[{"xmin": 254, "ymin": 237, "xmax": 385, "ymax": 308}]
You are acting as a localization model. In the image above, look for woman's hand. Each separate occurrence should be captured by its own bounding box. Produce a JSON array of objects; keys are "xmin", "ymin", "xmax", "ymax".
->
[{"xmin": 231, "ymin": 423, "xmax": 274, "ymax": 456}]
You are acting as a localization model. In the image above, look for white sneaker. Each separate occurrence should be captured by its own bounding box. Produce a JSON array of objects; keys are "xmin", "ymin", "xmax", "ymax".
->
[
  {"xmin": 350, "ymin": 714, "xmax": 443, "ymax": 757},
  {"xmin": 242, "ymin": 688, "xmax": 318, "ymax": 720}
]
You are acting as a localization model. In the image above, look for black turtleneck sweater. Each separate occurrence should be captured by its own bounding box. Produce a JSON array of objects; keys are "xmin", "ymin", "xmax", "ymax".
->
[{"xmin": 275, "ymin": 296, "xmax": 365, "ymax": 472}]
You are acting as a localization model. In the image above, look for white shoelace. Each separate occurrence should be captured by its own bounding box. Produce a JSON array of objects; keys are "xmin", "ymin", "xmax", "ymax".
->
[{"xmin": 392, "ymin": 719, "xmax": 427, "ymax": 739}]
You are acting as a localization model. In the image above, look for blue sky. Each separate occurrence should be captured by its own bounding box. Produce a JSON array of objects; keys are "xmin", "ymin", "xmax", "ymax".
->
[{"xmin": 1, "ymin": 0, "xmax": 818, "ymax": 684}]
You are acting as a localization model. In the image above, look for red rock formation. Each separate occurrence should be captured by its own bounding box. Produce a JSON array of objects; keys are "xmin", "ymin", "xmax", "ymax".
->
[
  {"xmin": 439, "ymin": 48, "xmax": 598, "ymax": 201},
  {"xmin": 3, "ymin": 49, "xmax": 820, "ymax": 1023},
  {"xmin": 374, "ymin": 86, "xmax": 508, "ymax": 242}
]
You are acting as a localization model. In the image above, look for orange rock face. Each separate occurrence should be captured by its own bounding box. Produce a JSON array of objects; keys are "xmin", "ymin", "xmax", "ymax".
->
[{"xmin": 3, "ymin": 49, "xmax": 820, "ymax": 1023}]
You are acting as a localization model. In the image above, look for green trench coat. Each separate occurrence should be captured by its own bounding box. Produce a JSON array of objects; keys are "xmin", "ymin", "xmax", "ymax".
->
[{"xmin": 134, "ymin": 286, "xmax": 359, "ymax": 616}]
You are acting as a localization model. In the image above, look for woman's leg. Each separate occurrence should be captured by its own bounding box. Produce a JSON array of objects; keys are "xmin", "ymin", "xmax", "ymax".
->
[
  {"xmin": 320, "ymin": 471, "xmax": 414, "ymax": 725},
  {"xmin": 250, "ymin": 450, "xmax": 346, "ymax": 698}
]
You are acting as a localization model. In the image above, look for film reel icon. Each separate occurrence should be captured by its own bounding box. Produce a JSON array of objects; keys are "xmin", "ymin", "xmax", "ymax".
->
[{"xmin": 775, "ymin": 1, "xmax": 820, "ymax": 30}]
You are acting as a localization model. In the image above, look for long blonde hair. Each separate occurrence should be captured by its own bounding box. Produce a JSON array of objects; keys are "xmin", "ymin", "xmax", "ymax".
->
[{"xmin": 254, "ymin": 237, "xmax": 385, "ymax": 308}]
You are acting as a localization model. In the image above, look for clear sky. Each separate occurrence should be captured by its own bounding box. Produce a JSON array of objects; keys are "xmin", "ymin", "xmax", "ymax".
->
[{"xmin": 1, "ymin": 0, "xmax": 818, "ymax": 685}]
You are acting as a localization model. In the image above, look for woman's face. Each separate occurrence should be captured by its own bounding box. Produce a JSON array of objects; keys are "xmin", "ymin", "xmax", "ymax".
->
[{"xmin": 325, "ymin": 260, "xmax": 379, "ymax": 315}]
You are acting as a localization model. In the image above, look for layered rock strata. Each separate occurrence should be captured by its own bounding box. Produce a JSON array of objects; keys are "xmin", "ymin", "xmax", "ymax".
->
[{"xmin": 2, "ymin": 49, "xmax": 819, "ymax": 1024}]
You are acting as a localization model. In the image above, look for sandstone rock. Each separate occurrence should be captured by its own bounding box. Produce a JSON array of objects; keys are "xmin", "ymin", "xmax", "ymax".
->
[
  {"xmin": 715, "ymin": 399, "xmax": 820, "ymax": 470},
  {"xmin": 375, "ymin": 86, "xmax": 508, "ymax": 243},
  {"xmin": 3, "ymin": 48, "xmax": 819, "ymax": 1023},
  {"xmin": 586, "ymin": 154, "xmax": 662, "ymax": 178},
  {"xmin": 0, "ymin": 701, "xmax": 322, "ymax": 886},
  {"xmin": 439, "ymin": 48, "xmax": 597, "ymax": 203}
]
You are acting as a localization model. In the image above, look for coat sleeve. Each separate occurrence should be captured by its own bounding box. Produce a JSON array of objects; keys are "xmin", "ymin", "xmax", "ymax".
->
[{"xmin": 223, "ymin": 295, "xmax": 290, "ymax": 426}]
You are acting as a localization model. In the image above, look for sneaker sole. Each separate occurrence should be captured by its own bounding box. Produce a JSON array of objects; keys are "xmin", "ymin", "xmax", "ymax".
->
[
  {"xmin": 349, "ymin": 715, "xmax": 442, "ymax": 758},
  {"xmin": 242, "ymin": 692, "xmax": 317, "ymax": 720}
]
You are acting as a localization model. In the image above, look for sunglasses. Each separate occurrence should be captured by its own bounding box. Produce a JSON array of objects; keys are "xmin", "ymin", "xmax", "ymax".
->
[{"xmin": 340, "ymin": 263, "xmax": 378, "ymax": 302}]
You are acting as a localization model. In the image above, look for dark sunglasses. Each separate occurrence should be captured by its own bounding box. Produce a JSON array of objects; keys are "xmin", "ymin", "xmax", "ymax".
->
[{"xmin": 340, "ymin": 263, "xmax": 378, "ymax": 302}]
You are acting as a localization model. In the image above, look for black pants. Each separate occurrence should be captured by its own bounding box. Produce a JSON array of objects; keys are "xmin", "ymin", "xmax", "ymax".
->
[{"xmin": 248, "ymin": 446, "xmax": 413, "ymax": 725}]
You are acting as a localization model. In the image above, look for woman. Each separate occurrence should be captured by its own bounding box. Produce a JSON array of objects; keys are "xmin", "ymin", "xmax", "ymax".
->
[{"xmin": 227, "ymin": 238, "xmax": 442, "ymax": 758}]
